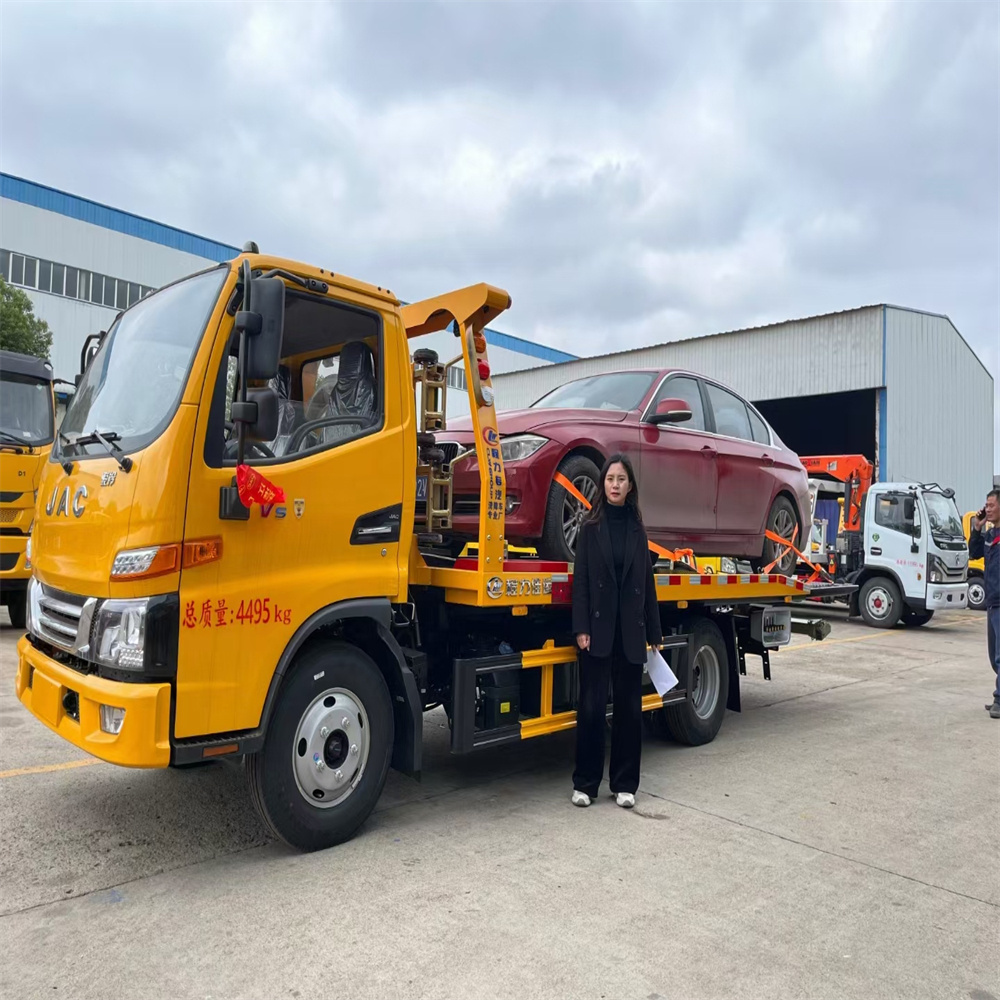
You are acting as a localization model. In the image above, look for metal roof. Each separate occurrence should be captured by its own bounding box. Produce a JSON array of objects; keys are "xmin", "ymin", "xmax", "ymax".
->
[{"xmin": 1, "ymin": 172, "xmax": 239, "ymax": 262}]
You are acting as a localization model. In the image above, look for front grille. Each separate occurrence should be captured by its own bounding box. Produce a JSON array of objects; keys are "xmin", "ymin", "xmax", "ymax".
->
[
  {"xmin": 0, "ymin": 553, "xmax": 18, "ymax": 571},
  {"xmin": 0, "ymin": 492, "xmax": 23, "ymax": 504},
  {"xmin": 937, "ymin": 563, "xmax": 966, "ymax": 583},
  {"xmin": 0, "ymin": 509, "xmax": 18, "ymax": 523},
  {"xmin": 36, "ymin": 585, "xmax": 92, "ymax": 652}
]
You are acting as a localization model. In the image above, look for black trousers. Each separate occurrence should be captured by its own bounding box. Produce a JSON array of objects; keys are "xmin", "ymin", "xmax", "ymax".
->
[{"xmin": 572, "ymin": 636, "xmax": 643, "ymax": 797}]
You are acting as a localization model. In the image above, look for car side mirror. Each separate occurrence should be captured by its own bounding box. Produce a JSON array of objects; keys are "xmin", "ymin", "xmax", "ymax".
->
[
  {"xmin": 239, "ymin": 276, "xmax": 285, "ymax": 381},
  {"xmin": 649, "ymin": 397, "xmax": 693, "ymax": 425},
  {"xmin": 231, "ymin": 387, "xmax": 279, "ymax": 443}
]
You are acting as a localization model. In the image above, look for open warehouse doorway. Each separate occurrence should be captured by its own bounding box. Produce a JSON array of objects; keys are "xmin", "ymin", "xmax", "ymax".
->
[{"xmin": 753, "ymin": 388, "xmax": 878, "ymax": 470}]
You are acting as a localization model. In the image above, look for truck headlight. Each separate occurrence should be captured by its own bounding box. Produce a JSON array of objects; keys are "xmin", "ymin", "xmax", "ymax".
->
[
  {"xmin": 25, "ymin": 576, "xmax": 41, "ymax": 636},
  {"xmin": 500, "ymin": 434, "xmax": 548, "ymax": 463},
  {"xmin": 928, "ymin": 554, "xmax": 946, "ymax": 583},
  {"xmin": 93, "ymin": 599, "xmax": 149, "ymax": 672}
]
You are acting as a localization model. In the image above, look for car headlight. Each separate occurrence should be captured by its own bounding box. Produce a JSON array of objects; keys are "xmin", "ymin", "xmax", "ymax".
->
[
  {"xmin": 93, "ymin": 598, "xmax": 149, "ymax": 672},
  {"xmin": 500, "ymin": 434, "xmax": 548, "ymax": 463}
]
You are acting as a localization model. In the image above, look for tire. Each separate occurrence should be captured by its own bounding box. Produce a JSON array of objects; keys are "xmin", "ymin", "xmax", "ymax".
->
[
  {"xmin": 902, "ymin": 609, "xmax": 934, "ymax": 627},
  {"xmin": 859, "ymin": 576, "xmax": 903, "ymax": 628},
  {"xmin": 539, "ymin": 454, "xmax": 601, "ymax": 562},
  {"xmin": 413, "ymin": 348, "xmax": 439, "ymax": 366},
  {"xmin": 753, "ymin": 496, "xmax": 799, "ymax": 576},
  {"xmin": 5, "ymin": 591, "xmax": 26, "ymax": 630},
  {"xmin": 650, "ymin": 618, "xmax": 730, "ymax": 746},
  {"xmin": 967, "ymin": 576, "xmax": 986, "ymax": 612},
  {"xmin": 246, "ymin": 641, "xmax": 394, "ymax": 851}
]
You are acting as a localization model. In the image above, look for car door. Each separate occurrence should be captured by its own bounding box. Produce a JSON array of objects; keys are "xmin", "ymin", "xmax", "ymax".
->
[
  {"xmin": 703, "ymin": 381, "xmax": 774, "ymax": 536},
  {"xmin": 639, "ymin": 374, "xmax": 717, "ymax": 540}
]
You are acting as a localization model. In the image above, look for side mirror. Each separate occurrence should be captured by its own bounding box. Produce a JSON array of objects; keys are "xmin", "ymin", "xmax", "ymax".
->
[
  {"xmin": 649, "ymin": 397, "xmax": 693, "ymax": 425},
  {"xmin": 231, "ymin": 387, "xmax": 279, "ymax": 443},
  {"xmin": 239, "ymin": 276, "xmax": 285, "ymax": 381}
]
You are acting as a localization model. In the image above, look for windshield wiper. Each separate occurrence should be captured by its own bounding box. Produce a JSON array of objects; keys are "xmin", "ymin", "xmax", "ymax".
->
[
  {"xmin": 0, "ymin": 430, "xmax": 29, "ymax": 453},
  {"xmin": 62, "ymin": 430, "xmax": 133, "ymax": 472}
]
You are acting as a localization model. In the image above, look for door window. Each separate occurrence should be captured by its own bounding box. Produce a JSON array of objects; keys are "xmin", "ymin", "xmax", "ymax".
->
[
  {"xmin": 874, "ymin": 493, "xmax": 917, "ymax": 536},
  {"xmin": 705, "ymin": 383, "xmax": 753, "ymax": 440},
  {"xmin": 652, "ymin": 376, "xmax": 706, "ymax": 431},
  {"xmin": 748, "ymin": 407, "xmax": 770, "ymax": 445},
  {"xmin": 210, "ymin": 291, "xmax": 383, "ymax": 466}
]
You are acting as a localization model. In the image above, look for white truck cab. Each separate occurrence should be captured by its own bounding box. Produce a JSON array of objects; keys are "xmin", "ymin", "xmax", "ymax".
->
[{"xmin": 847, "ymin": 482, "xmax": 968, "ymax": 628}]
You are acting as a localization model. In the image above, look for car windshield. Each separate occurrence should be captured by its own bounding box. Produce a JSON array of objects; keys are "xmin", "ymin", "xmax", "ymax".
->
[
  {"xmin": 922, "ymin": 492, "xmax": 964, "ymax": 539},
  {"xmin": 0, "ymin": 375, "xmax": 53, "ymax": 446},
  {"xmin": 531, "ymin": 372, "xmax": 657, "ymax": 412},
  {"xmin": 57, "ymin": 266, "xmax": 227, "ymax": 457}
]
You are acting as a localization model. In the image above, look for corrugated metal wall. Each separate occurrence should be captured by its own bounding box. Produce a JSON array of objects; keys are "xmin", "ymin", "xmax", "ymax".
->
[
  {"xmin": 493, "ymin": 307, "xmax": 884, "ymax": 411},
  {"xmin": 884, "ymin": 307, "xmax": 994, "ymax": 514}
]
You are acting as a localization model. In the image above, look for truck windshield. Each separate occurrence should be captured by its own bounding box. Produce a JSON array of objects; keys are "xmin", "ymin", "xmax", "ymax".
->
[
  {"xmin": 532, "ymin": 372, "xmax": 657, "ymax": 412},
  {"xmin": 0, "ymin": 375, "xmax": 53, "ymax": 447},
  {"xmin": 922, "ymin": 492, "xmax": 964, "ymax": 540},
  {"xmin": 57, "ymin": 266, "xmax": 227, "ymax": 459}
]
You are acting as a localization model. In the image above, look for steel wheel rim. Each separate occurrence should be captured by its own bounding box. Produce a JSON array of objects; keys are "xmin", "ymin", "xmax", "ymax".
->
[
  {"xmin": 865, "ymin": 586, "xmax": 893, "ymax": 620},
  {"xmin": 770, "ymin": 507, "xmax": 796, "ymax": 574},
  {"xmin": 968, "ymin": 581, "xmax": 984, "ymax": 607},
  {"xmin": 691, "ymin": 644, "xmax": 721, "ymax": 720},
  {"xmin": 562, "ymin": 475, "xmax": 598, "ymax": 550},
  {"xmin": 292, "ymin": 687, "xmax": 370, "ymax": 809}
]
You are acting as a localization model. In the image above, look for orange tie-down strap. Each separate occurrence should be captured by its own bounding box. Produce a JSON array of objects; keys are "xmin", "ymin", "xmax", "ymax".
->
[
  {"xmin": 763, "ymin": 527, "xmax": 835, "ymax": 582},
  {"xmin": 553, "ymin": 472, "xmax": 686, "ymax": 566}
]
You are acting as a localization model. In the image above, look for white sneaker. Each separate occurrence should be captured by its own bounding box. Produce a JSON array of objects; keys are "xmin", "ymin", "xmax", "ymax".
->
[
  {"xmin": 571, "ymin": 790, "xmax": 592, "ymax": 807},
  {"xmin": 615, "ymin": 792, "xmax": 635, "ymax": 809}
]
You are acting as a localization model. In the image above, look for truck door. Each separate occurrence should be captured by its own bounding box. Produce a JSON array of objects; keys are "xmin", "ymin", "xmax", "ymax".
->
[
  {"xmin": 178, "ymin": 292, "xmax": 406, "ymax": 739},
  {"xmin": 867, "ymin": 490, "xmax": 925, "ymax": 601}
]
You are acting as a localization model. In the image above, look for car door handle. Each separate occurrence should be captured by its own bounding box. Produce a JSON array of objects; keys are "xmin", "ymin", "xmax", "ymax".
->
[
  {"xmin": 701, "ymin": 446, "xmax": 717, "ymax": 458},
  {"xmin": 761, "ymin": 454, "xmax": 774, "ymax": 466}
]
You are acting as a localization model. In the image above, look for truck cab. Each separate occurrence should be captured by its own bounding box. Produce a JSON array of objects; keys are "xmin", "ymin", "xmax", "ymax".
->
[
  {"xmin": 848, "ymin": 482, "xmax": 968, "ymax": 627},
  {"xmin": 0, "ymin": 350, "xmax": 56, "ymax": 628}
]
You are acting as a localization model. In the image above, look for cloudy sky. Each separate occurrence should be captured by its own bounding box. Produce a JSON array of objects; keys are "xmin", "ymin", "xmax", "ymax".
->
[{"xmin": 2, "ymin": 1, "xmax": 998, "ymax": 458}]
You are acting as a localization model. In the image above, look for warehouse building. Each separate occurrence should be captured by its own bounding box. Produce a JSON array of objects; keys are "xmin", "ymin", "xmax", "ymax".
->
[
  {"xmin": 492, "ymin": 306, "xmax": 995, "ymax": 515},
  {"xmin": 0, "ymin": 173, "xmax": 571, "ymax": 417}
]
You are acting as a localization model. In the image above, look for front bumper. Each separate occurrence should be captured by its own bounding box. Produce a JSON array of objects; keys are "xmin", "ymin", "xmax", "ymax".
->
[
  {"xmin": 0, "ymin": 536, "xmax": 29, "ymax": 585},
  {"xmin": 925, "ymin": 583, "xmax": 968, "ymax": 611},
  {"xmin": 16, "ymin": 635, "xmax": 171, "ymax": 767}
]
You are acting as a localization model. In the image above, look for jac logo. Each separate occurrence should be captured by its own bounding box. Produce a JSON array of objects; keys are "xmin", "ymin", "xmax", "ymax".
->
[
  {"xmin": 482, "ymin": 427, "xmax": 499, "ymax": 447},
  {"xmin": 45, "ymin": 485, "xmax": 88, "ymax": 518}
]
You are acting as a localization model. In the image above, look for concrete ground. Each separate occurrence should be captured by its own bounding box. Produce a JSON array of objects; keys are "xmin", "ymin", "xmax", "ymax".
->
[{"xmin": 0, "ymin": 607, "xmax": 997, "ymax": 1000}]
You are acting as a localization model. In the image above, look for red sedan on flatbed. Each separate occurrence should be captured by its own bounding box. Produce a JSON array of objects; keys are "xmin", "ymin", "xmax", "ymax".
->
[{"xmin": 439, "ymin": 369, "xmax": 810, "ymax": 571}]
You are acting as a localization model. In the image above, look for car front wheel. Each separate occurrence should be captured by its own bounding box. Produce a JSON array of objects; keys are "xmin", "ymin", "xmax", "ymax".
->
[{"xmin": 539, "ymin": 454, "xmax": 601, "ymax": 563}]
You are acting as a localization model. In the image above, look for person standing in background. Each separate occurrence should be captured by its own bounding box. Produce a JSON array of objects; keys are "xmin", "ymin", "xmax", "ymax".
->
[{"xmin": 969, "ymin": 489, "xmax": 1000, "ymax": 719}]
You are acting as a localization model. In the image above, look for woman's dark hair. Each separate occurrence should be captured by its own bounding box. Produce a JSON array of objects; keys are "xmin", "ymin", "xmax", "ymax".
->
[{"xmin": 585, "ymin": 453, "xmax": 643, "ymax": 525}]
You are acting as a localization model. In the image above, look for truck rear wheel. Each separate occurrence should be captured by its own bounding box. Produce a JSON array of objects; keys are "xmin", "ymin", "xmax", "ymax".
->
[
  {"xmin": 859, "ymin": 576, "xmax": 903, "ymax": 628},
  {"xmin": 246, "ymin": 641, "xmax": 394, "ymax": 851},
  {"xmin": 650, "ymin": 618, "xmax": 729, "ymax": 746}
]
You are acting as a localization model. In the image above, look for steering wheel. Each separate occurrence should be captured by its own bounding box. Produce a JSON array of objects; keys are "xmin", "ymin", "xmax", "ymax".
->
[{"xmin": 287, "ymin": 416, "xmax": 368, "ymax": 453}]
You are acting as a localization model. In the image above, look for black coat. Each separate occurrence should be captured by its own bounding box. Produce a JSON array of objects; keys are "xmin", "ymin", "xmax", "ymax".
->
[{"xmin": 572, "ymin": 511, "xmax": 663, "ymax": 664}]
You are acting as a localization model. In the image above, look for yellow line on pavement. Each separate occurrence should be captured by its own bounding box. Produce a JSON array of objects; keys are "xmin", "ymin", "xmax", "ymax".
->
[{"xmin": 0, "ymin": 758, "xmax": 103, "ymax": 779}]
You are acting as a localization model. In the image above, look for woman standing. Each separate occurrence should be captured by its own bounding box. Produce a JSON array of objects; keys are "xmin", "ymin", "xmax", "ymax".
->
[{"xmin": 571, "ymin": 454, "xmax": 662, "ymax": 808}]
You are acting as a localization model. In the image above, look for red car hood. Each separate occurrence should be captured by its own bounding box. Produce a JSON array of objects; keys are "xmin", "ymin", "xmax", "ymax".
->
[{"xmin": 446, "ymin": 407, "xmax": 631, "ymax": 439}]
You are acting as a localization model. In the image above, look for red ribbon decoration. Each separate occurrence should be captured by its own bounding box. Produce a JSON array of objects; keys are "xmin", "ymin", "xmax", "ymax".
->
[{"xmin": 236, "ymin": 464, "xmax": 286, "ymax": 508}]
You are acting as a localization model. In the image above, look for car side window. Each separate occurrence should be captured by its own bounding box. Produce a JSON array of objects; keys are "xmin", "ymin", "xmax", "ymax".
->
[
  {"xmin": 655, "ymin": 376, "xmax": 706, "ymax": 431},
  {"xmin": 748, "ymin": 407, "xmax": 770, "ymax": 445},
  {"xmin": 705, "ymin": 383, "xmax": 752, "ymax": 440}
]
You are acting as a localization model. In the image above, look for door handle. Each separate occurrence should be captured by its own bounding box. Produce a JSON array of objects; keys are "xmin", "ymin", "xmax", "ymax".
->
[
  {"xmin": 701, "ymin": 446, "xmax": 717, "ymax": 458},
  {"xmin": 761, "ymin": 454, "xmax": 774, "ymax": 467}
]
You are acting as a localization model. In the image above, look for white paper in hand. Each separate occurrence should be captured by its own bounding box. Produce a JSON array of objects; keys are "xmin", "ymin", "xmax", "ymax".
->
[{"xmin": 646, "ymin": 648, "xmax": 679, "ymax": 697}]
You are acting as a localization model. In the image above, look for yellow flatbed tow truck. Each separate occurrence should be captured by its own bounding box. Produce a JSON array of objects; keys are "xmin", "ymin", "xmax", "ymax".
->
[{"xmin": 16, "ymin": 248, "xmax": 851, "ymax": 850}]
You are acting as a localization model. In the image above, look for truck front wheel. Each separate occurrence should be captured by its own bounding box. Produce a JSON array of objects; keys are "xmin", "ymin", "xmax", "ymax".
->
[
  {"xmin": 246, "ymin": 641, "xmax": 394, "ymax": 851},
  {"xmin": 5, "ymin": 591, "xmax": 26, "ymax": 630},
  {"xmin": 967, "ymin": 576, "xmax": 986, "ymax": 612},
  {"xmin": 859, "ymin": 577, "xmax": 903, "ymax": 628}
]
